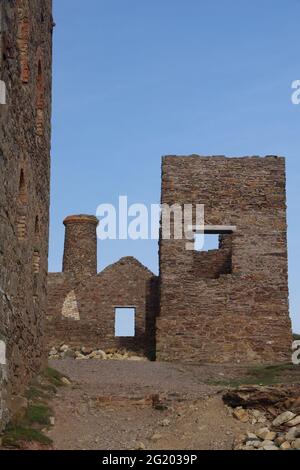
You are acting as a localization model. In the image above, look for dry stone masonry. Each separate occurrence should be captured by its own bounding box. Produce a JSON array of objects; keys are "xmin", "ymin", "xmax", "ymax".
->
[
  {"xmin": 47, "ymin": 156, "xmax": 292, "ymax": 364},
  {"xmin": 157, "ymin": 156, "xmax": 292, "ymax": 363},
  {"xmin": 47, "ymin": 215, "xmax": 158, "ymax": 357},
  {"xmin": 0, "ymin": 0, "xmax": 53, "ymax": 429}
]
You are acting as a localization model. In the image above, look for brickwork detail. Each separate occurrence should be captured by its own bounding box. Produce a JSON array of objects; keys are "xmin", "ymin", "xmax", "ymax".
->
[
  {"xmin": 62, "ymin": 291, "xmax": 80, "ymax": 321},
  {"xmin": 0, "ymin": 0, "xmax": 53, "ymax": 429},
  {"xmin": 17, "ymin": 0, "xmax": 30, "ymax": 83},
  {"xmin": 156, "ymin": 155, "xmax": 293, "ymax": 363},
  {"xmin": 63, "ymin": 215, "xmax": 99, "ymax": 277}
]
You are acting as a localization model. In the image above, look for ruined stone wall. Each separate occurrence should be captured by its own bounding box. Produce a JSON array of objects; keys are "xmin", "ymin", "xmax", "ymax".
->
[
  {"xmin": 47, "ymin": 258, "xmax": 159, "ymax": 358},
  {"xmin": 156, "ymin": 155, "xmax": 292, "ymax": 364},
  {"xmin": 0, "ymin": 0, "xmax": 53, "ymax": 428},
  {"xmin": 193, "ymin": 235, "xmax": 232, "ymax": 279}
]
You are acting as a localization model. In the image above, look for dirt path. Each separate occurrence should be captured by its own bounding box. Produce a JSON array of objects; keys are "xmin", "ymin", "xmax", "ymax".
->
[{"xmin": 46, "ymin": 359, "xmax": 252, "ymax": 450}]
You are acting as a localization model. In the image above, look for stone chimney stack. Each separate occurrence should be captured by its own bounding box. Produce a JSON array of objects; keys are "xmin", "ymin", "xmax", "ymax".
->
[{"xmin": 62, "ymin": 215, "xmax": 99, "ymax": 276}]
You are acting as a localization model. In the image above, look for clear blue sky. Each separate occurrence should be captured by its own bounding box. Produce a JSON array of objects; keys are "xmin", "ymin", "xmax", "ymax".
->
[{"xmin": 50, "ymin": 0, "xmax": 300, "ymax": 333}]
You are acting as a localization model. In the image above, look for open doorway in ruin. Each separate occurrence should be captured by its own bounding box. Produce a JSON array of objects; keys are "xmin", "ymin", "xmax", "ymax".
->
[{"xmin": 115, "ymin": 307, "xmax": 136, "ymax": 337}]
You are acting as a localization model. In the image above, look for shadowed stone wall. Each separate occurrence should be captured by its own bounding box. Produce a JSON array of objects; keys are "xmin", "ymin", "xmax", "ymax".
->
[
  {"xmin": 47, "ymin": 259, "xmax": 158, "ymax": 357},
  {"xmin": 0, "ymin": 0, "xmax": 53, "ymax": 428},
  {"xmin": 156, "ymin": 155, "xmax": 292, "ymax": 364}
]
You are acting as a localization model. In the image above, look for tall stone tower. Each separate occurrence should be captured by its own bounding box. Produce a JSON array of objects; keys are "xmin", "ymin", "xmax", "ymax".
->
[
  {"xmin": 0, "ymin": 0, "xmax": 53, "ymax": 428},
  {"xmin": 63, "ymin": 215, "xmax": 99, "ymax": 277},
  {"xmin": 157, "ymin": 155, "xmax": 292, "ymax": 364}
]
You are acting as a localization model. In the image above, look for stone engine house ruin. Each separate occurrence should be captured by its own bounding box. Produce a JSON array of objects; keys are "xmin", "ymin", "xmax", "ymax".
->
[
  {"xmin": 47, "ymin": 215, "xmax": 158, "ymax": 357},
  {"xmin": 47, "ymin": 156, "xmax": 292, "ymax": 364},
  {"xmin": 0, "ymin": 0, "xmax": 53, "ymax": 428},
  {"xmin": 0, "ymin": 0, "xmax": 294, "ymax": 437}
]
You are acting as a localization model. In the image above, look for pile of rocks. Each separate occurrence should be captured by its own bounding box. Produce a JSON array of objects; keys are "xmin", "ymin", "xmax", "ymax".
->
[
  {"xmin": 232, "ymin": 407, "xmax": 267, "ymax": 425},
  {"xmin": 225, "ymin": 385, "xmax": 300, "ymax": 451},
  {"xmin": 49, "ymin": 344, "xmax": 147, "ymax": 362},
  {"xmin": 233, "ymin": 410, "xmax": 300, "ymax": 450}
]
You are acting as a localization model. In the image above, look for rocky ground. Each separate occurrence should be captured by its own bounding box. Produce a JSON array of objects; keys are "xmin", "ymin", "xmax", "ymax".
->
[
  {"xmin": 45, "ymin": 358, "xmax": 250, "ymax": 450},
  {"xmin": 1, "ymin": 350, "xmax": 300, "ymax": 451},
  {"xmin": 224, "ymin": 386, "xmax": 300, "ymax": 450},
  {"xmin": 44, "ymin": 356, "xmax": 300, "ymax": 451}
]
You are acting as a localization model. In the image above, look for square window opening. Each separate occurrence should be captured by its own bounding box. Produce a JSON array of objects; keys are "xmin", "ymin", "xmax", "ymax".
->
[{"xmin": 194, "ymin": 233, "xmax": 219, "ymax": 252}]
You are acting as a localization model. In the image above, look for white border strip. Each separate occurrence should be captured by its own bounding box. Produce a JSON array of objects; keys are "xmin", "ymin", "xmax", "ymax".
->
[
  {"xmin": 0, "ymin": 80, "xmax": 6, "ymax": 105},
  {"xmin": 0, "ymin": 340, "xmax": 6, "ymax": 365}
]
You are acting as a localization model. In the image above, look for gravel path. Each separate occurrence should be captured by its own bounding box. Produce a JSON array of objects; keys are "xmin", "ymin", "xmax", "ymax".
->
[
  {"xmin": 50, "ymin": 359, "xmax": 218, "ymax": 400},
  {"xmin": 46, "ymin": 359, "xmax": 251, "ymax": 450}
]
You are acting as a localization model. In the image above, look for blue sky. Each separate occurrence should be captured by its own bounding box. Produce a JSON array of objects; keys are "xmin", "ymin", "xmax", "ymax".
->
[{"xmin": 50, "ymin": 0, "xmax": 300, "ymax": 332}]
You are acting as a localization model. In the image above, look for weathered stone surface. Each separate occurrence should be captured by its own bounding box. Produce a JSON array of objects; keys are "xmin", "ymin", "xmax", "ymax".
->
[
  {"xmin": 275, "ymin": 436, "xmax": 286, "ymax": 446},
  {"xmin": 0, "ymin": 0, "xmax": 53, "ymax": 429},
  {"xmin": 233, "ymin": 407, "xmax": 249, "ymax": 423},
  {"xmin": 272, "ymin": 411, "xmax": 296, "ymax": 427},
  {"xmin": 47, "ymin": 248, "xmax": 159, "ymax": 358},
  {"xmin": 6, "ymin": 395, "xmax": 28, "ymax": 423},
  {"xmin": 262, "ymin": 444, "xmax": 279, "ymax": 451},
  {"xmin": 61, "ymin": 291, "xmax": 80, "ymax": 321},
  {"xmin": 61, "ymin": 377, "xmax": 71, "ymax": 386},
  {"xmin": 257, "ymin": 428, "xmax": 276, "ymax": 441},
  {"xmin": 63, "ymin": 215, "xmax": 99, "ymax": 277},
  {"xmin": 223, "ymin": 385, "xmax": 300, "ymax": 409},
  {"xmin": 161, "ymin": 418, "xmax": 171, "ymax": 427},
  {"xmin": 285, "ymin": 426, "xmax": 300, "ymax": 442},
  {"xmin": 150, "ymin": 433, "xmax": 162, "ymax": 442},
  {"xmin": 156, "ymin": 156, "xmax": 292, "ymax": 363},
  {"xmin": 292, "ymin": 438, "xmax": 300, "ymax": 449},
  {"xmin": 280, "ymin": 441, "xmax": 291, "ymax": 450},
  {"xmin": 285, "ymin": 415, "xmax": 300, "ymax": 427}
]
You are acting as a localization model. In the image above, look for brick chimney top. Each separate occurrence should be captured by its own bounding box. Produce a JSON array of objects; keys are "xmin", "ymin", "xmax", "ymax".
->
[{"xmin": 63, "ymin": 214, "xmax": 98, "ymax": 225}]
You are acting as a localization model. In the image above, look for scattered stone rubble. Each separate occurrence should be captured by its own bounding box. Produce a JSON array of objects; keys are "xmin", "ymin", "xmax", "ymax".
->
[
  {"xmin": 48, "ymin": 344, "xmax": 147, "ymax": 362},
  {"xmin": 223, "ymin": 385, "xmax": 300, "ymax": 450}
]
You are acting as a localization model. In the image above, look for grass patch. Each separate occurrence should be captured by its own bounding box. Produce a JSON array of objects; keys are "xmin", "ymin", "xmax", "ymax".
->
[
  {"xmin": 43, "ymin": 366, "xmax": 66, "ymax": 387},
  {"xmin": 208, "ymin": 362, "xmax": 297, "ymax": 387},
  {"xmin": 26, "ymin": 386, "xmax": 50, "ymax": 401},
  {"xmin": 2, "ymin": 425, "xmax": 52, "ymax": 449},
  {"xmin": 0, "ymin": 367, "xmax": 62, "ymax": 449},
  {"xmin": 26, "ymin": 404, "xmax": 52, "ymax": 426}
]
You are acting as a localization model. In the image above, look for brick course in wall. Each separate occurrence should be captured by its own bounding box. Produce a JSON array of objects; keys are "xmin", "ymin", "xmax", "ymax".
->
[
  {"xmin": 156, "ymin": 155, "xmax": 292, "ymax": 363},
  {"xmin": 0, "ymin": 0, "xmax": 53, "ymax": 428}
]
